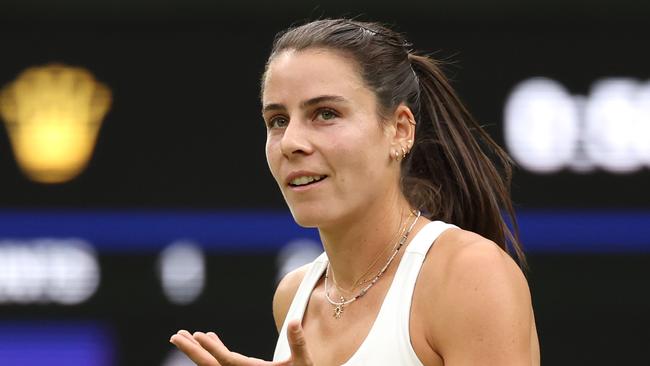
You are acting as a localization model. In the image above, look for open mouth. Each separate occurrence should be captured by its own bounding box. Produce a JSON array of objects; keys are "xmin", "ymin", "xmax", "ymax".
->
[{"xmin": 288, "ymin": 175, "xmax": 327, "ymax": 187}]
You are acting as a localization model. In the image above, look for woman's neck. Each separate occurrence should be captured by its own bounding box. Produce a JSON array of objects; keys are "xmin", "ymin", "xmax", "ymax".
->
[{"xmin": 317, "ymin": 193, "xmax": 415, "ymax": 291}]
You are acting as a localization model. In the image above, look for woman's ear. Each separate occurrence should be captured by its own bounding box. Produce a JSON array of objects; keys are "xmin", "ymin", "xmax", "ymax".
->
[{"xmin": 390, "ymin": 103, "xmax": 416, "ymax": 157}]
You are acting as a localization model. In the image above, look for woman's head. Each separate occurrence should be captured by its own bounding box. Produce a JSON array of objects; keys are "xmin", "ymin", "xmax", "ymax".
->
[
  {"xmin": 261, "ymin": 19, "xmax": 526, "ymax": 266},
  {"xmin": 262, "ymin": 47, "xmax": 415, "ymax": 230}
]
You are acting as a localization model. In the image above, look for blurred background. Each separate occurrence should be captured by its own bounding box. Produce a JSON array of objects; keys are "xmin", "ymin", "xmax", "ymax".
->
[{"xmin": 0, "ymin": 0, "xmax": 649, "ymax": 365}]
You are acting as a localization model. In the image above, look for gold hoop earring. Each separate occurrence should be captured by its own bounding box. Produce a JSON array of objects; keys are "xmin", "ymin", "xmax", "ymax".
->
[{"xmin": 401, "ymin": 146, "xmax": 407, "ymax": 159}]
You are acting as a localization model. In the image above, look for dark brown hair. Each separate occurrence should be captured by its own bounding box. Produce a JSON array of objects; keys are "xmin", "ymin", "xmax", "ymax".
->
[{"xmin": 263, "ymin": 19, "xmax": 525, "ymax": 267}]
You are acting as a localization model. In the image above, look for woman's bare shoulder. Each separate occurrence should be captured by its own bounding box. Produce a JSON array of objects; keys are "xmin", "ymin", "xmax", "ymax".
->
[
  {"xmin": 416, "ymin": 228, "xmax": 536, "ymax": 364},
  {"xmin": 425, "ymin": 227, "xmax": 524, "ymax": 280},
  {"xmin": 272, "ymin": 263, "xmax": 311, "ymax": 332}
]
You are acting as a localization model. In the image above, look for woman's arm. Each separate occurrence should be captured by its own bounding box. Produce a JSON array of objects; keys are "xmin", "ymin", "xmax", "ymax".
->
[
  {"xmin": 272, "ymin": 264, "xmax": 310, "ymax": 332},
  {"xmin": 420, "ymin": 230, "xmax": 539, "ymax": 366}
]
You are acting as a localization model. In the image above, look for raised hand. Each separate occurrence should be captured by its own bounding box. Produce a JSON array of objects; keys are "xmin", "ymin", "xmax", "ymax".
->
[{"xmin": 170, "ymin": 320, "xmax": 313, "ymax": 366}]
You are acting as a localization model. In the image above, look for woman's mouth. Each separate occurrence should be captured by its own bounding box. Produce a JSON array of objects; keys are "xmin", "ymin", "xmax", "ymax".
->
[{"xmin": 288, "ymin": 175, "xmax": 327, "ymax": 188}]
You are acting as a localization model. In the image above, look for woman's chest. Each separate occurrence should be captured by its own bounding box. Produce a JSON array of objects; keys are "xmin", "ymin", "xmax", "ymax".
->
[
  {"xmin": 302, "ymin": 284, "xmax": 386, "ymax": 365},
  {"xmin": 300, "ymin": 281, "xmax": 442, "ymax": 366}
]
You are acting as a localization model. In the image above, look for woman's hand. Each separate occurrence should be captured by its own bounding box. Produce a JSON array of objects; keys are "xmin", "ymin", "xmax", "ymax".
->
[{"xmin": 170, "ymin": 320, "xmax": 313, "ymax": 366}]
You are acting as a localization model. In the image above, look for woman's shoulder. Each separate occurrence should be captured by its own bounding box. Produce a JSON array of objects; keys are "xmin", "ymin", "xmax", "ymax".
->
[
  {"xmin": 272, "ymin": 263, "xmax": 312, "ymax": 332},
  {"xmin": 419, "ymin": 226, "xmax": 530, "ymax": 311},
  {"xmin": 414, "ymin": 227, "xmax": 535, "ymax": 363},
  {"xmin": 425, "ymin": 226, "xmax": 523, "ymax": 279}
]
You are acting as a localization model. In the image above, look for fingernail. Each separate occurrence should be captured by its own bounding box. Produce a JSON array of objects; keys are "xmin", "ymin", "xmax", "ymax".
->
[{"xmin": 176, "ymin": 330, "xmax": 198, "ymax": 344}]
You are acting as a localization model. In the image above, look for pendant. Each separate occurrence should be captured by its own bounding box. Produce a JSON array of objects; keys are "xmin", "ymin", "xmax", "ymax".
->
[
  {"xmin": 333, "ymin": 304, "xmax": 344, "ymax": 319},
  {"xmin": 333, "ymin": 296, "xmax": 345, "ymax": 319}
]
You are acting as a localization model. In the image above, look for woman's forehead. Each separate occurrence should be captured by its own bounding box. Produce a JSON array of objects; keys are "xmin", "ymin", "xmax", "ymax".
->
[{"xmin": 262, "ymin": 49, "xmax": 367, "ymax": 105}]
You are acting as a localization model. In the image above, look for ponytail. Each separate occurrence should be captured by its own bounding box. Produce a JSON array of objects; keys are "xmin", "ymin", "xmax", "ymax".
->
[{"xmin": 404, "ymin": 54, "xmax": 525, "ymax": 268}]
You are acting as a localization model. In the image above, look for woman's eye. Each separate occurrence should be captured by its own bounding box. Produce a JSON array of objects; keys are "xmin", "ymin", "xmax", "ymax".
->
[
  {"xmin": 317, "ymin": 109, "xmax": 338, "ymax": 121},
  {"xmin": 268, "ymin": 116, "xmax": 289, "ymax": 129}
]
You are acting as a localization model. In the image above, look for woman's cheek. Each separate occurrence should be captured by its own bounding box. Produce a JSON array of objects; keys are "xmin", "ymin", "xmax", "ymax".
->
[{"xmin": 265, "ymin": 139, "xmax": 282, "ymax": 181}]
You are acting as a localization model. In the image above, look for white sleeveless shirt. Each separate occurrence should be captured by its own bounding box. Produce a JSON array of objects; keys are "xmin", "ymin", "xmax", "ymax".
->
[{"xmin": 273, "ymin": 221, "xmax": 457, "ymax": 365}]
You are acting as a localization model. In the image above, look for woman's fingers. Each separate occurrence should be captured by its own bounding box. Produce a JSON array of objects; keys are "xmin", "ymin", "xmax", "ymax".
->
[
  {"xmin": 193, "ymin": 332, "xmax": 240, "ymax": 365},
  {"xmin": 170, "ymin": 330, "xmax": 221, "ymax": 366},
  {"xmin": 177, "ymin": 329, "xmax": 200, "ymax": 345},
  {"xmin": 194, "ymin": 332, "xmax": 264, "ymax": 366},
  {"xmin": 172, "ymin": 329, "xmax": 298, "ymax": 366},
  {"xmin": 193, "ymin": 332, "xmax": 289, "ymax": 366},
  {"xmin": 286, "ymin": 320, "xmax": 313, "ymax": 366}
]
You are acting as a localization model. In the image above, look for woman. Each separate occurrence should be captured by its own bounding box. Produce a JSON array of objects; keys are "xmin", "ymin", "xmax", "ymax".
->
[{"xmin": 170, "ymin": 19, "xmax": 540, "ymax": 366}]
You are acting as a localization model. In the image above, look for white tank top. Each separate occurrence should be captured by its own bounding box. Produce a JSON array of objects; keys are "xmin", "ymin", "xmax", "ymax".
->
[{"xmin": 273, "ymin": 221, "xmax": 457, "ymax": 365}]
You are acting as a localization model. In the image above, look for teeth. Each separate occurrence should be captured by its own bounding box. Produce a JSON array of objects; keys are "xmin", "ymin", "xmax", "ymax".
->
[{"xmin": 290, "ymin": 175, "xmax": 325, "ymax": 186}]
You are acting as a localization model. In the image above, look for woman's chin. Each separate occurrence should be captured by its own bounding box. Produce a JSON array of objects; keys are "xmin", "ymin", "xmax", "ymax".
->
[
  {"xmin": 288, "ymin": 207, "xmax": 332, "ymax": 228},
  {"xmin": 290, "ymin": 213, "xmax": 322, "ymax": 228}
]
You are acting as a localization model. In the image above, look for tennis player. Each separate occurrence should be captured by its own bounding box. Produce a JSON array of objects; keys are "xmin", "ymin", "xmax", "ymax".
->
[{"xmin": 171, "ymin": 19, "xmax": 540, "ymax": 366}]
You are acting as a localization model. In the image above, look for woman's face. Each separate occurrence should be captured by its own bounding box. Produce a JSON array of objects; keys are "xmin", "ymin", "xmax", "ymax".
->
[{"xmin": 262, "ymin": 48, "xmax": 398, "ymax": 228}]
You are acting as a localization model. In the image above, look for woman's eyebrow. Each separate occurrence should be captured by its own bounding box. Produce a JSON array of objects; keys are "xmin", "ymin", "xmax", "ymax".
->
[
  {"xmin": 300, "ymin": 95, "xmax": 348, "ymax": 108},
  {"xmin": 262, "ymin": 103, "xmax": 285, "ymax": 113},
  {"xmin": 262, "ymin": 95, "xmax": 348, "ymax": 114}
]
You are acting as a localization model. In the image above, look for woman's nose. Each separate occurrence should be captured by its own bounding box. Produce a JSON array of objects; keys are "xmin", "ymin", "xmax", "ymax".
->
[{"xmin": 280, "ymin": 119, "xmax": 312, "ymax": 158}]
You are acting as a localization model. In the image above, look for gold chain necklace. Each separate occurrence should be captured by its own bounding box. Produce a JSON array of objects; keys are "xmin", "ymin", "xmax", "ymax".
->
[{"xmin": 324, "ymin": 210, "xmax": 421, "ymax": 319}]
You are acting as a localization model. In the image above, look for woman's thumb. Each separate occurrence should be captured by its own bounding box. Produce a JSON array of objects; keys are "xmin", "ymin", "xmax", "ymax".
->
[{"xmin": 287, "ymin": 319, "xmax": 311, "ymax": 364}]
